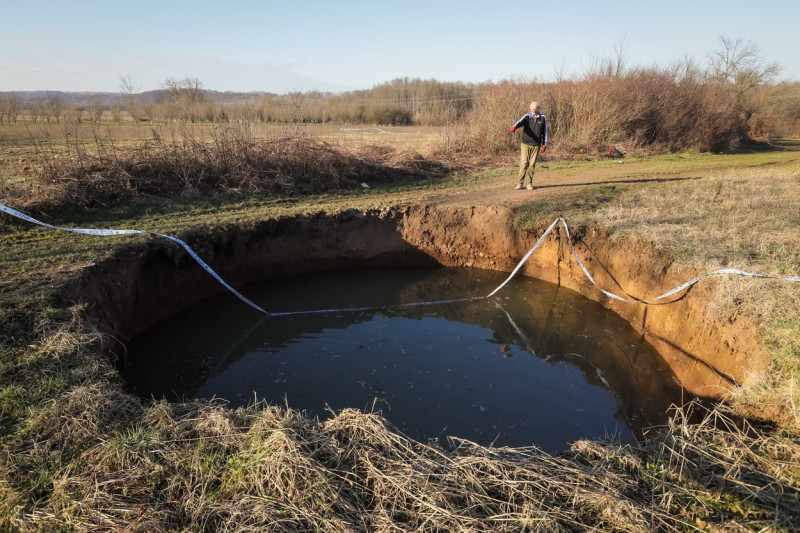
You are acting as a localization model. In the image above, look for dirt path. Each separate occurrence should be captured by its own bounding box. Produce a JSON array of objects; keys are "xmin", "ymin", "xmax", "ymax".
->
[{"xmin": 420, "ymin": 152, "xmax": 800, "ymax": 207}]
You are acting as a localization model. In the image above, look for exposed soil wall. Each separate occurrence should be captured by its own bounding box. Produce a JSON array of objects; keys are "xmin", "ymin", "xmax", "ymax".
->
[
  {"xmin": 397, "ymin": 205, "xmax": 767, "ymax": 399},
  {"xmin": 62, "ymin": 205, "xmax": 767, "ymax": 400}
]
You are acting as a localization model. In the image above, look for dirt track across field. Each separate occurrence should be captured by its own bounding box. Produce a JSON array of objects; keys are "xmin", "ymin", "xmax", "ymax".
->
[{"xmin": 420, "ymin": 154, "xmax": 800, "ymax": 207}]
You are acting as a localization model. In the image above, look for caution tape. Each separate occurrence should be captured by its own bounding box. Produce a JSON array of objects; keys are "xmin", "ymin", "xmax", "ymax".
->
[
  {"xmin": 3, "ymin": 203, "xmax": 799, "ymax": 316},
  {"xmin": 492, "ymin": 217, "xmax": 800, "ymax": 303},
  {"xmin": 0, "ymin": 203, "xmax": 268, "ymax": 314},
  {"xmin": 489, "ymin": 217, "xmax": 646, "ymax": 302}
]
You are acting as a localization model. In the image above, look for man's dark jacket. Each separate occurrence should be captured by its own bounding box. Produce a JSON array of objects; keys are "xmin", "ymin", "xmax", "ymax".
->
[{"xmin": 511, "ymin": 112, "xmax": 549, "ymax": 147}]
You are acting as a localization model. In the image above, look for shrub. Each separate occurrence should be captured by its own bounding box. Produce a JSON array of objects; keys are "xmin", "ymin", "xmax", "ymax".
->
[
  {"xmin": 460, "ymin": 59, "xmax": 766, "ymax": 157},
  {"xmin": 22, "ymin": 126, "xmax": 451, "ymax": 211}
]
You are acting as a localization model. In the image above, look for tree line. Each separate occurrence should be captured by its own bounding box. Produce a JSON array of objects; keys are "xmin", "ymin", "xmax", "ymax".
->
[
  {"xmin": 1, "ymin": 37, "xmax": 798, "ymax": 153},
  {"xmin": 0, "ymin": 77, "xmax": 477, "ymax": 128}
]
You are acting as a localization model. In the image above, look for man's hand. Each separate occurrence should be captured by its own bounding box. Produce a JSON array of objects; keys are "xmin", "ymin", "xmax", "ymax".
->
[
  {"xmin": 541, "ymin": 145, "xmax": 547, "ymax": 152},
  {"xmin": 509, "ymin": 127, "xmax": 515, "ymax": 132}
]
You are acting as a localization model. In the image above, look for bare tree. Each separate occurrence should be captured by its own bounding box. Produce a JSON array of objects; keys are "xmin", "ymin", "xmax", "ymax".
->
[
  {"xmin": 709, "ymin": 36, "xmax": 781, "ymax": 89},
  {"xmin": 29, "ymin": 99, "xmax": 46, "ymax": 124},
  {"xmin": 610, "ymin": 37, "xmax": 628, "ymax": 79},
  {"xmin": 49, "ymin": 97, "xmax": 66, "ymax": 124},
  {"xmin": 164, "ymin": 77, "xmax": 207, "ymax": 123},
  {"xmin": 63, "ymin": 107, "xmax": 82, "ymax": 126},
  {"xmin": 143, "ymin": 102, "xmax": 158, "ymax": 124},
  {"xmin": 88, "ymin": 98, "xmax": 104, "ymax": 124},
  {"xmin": 119, "ymin": 75, "xmax": 142, "ymax": 125},
  {"xmin": 589, "ymin": 37, "xmax": 628, "ymax": 79},
  {"xmin": 436, "ymin": 100, "xmax": 459, "ymax": 151},
  {"xmin": 287, "ymin": 91, "xmax": 305, "ymax": 135},
  {"xmin": 111, "ymin": 104, "xmax": 123, "ymax": 125},
  {"xmin": 708, "ymin": 36, "xmax": 782, "ymax": 127}
]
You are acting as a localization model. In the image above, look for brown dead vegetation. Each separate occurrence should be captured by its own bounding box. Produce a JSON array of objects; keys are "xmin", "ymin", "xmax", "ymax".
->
[
  {"xmin": 1, "ymin": 311, "xmax": 797, "ymax": 531},
  {"xmin": 0, "ymin": 212, "xmax": 797, "ymax": 530},
  {"xmin": 461, "ymin": 71, "xmax": 767, "ymax": 158},
  {"xmin": 21, "ymin": 127, "xmax": 453, "ymax": 212}
]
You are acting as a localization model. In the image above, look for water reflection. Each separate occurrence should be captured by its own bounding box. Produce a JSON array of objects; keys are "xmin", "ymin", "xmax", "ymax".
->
[{"xmin": 124, "ymin": 267, "xmax": 686, "ymax": 452}]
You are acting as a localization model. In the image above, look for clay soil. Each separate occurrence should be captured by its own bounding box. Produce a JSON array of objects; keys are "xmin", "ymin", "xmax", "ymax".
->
[
  {"xmin": 61, "ymin": 152, "xmax": 799, "ymax": 403},
  {"xmin": 407, "ymin": 157, "xmax": 794, "ymax": 398}
]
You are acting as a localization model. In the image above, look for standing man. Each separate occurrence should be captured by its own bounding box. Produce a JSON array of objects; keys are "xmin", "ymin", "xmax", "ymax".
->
[{"xmin": 509, "ymin": 101, "xmax": 548, "ymax": 190}]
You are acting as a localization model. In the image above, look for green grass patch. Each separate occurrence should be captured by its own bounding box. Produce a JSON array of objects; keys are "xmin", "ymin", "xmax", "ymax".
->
[{"xmin": 515, "ymin": 184, "xmax": 622, "ymax": 230}]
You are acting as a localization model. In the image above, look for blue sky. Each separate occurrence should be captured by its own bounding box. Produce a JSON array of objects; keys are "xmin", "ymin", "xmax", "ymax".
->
[{"xmin": 1, "ymin": 0, "xmax": 797, "ymax": 93}]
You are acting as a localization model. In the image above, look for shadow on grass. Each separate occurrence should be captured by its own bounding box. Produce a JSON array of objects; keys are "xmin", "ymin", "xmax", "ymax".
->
[{"xmin": 534, "ymin": 175, "xmax": 702, "ymax": 191}]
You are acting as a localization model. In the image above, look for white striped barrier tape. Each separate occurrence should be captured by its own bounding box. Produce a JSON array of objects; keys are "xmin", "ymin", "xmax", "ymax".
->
[
  {"xmin": 0, "ymin": 203, "xmax": 473, "ymax": 315},
  {"xmin": 490, "ymin": 217, "xmax": 800, "ymax": 303},
  {"xmin": 2, "ymin": 203, "xmax": 799, "ymax": 316},
  {"xmin": 0, "ymin": 203, "xmax": 268, "ymax": 315}
]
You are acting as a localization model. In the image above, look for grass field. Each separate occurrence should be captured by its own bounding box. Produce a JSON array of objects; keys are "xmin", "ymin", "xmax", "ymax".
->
[{"xmin": 1, "ymin": 125, "xmax": 799, "ymax": 530}]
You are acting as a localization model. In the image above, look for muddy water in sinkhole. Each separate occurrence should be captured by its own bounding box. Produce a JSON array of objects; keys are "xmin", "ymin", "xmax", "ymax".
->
[{"xmin": 124, "ymin": 267, "xmax": 687, "ymax": 452}]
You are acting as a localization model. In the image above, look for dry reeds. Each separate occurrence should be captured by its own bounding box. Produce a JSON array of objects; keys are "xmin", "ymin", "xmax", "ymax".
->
[
  {"xmin": 1, "ymin": 306, "xmax": 798, "ymax": 531},
  {"xmin": 7, "ymin": 390, "xmax": 799, "ymax": 531},
  {"xmin": 20, "ymin": 125, "xmax": 452, "ymax": 211},
  {"xmin": 461, "ymin": 61, "xmax": 770, "ymax": 158}
]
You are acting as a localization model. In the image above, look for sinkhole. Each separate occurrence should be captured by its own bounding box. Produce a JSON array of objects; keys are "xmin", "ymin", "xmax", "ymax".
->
[{"xmin": 123, "ymin": 266, "xmax": 687, "ymax": 453}]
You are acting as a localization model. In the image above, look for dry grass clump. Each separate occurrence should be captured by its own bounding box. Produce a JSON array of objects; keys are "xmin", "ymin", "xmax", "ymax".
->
[
  {"xmin": 21, "ymin": 126, "xmax": 452, "ymax": 211},
  {"xmin": 593, "ymin": 165, "xmax": 800, "ymax": 273},
  {"xmin": 8, "ymin": 397, "xmax": 800, "ymax": 531},
  {"xmin": 2, "ymin": 309, "xmax": 799, "ymax": 531},
  {"xmin": 576, "ymin": 404, "xmax": 800, "ymax": 529},
  {"xmin": 733, "ymin": 342, "xmax": 800, "ymax": 428},
  {"xmin": 356, "ymin": 143, "xmax": 448, "ymax": 173}
]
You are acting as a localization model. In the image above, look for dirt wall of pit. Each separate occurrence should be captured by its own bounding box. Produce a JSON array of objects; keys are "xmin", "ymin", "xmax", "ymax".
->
[
  {"xmin": 397, "ymin": 205, "xmax": 767, "ymax": 399},
  {"xmin": 63, "ymin": 205, "xmax": 768, "ymax": 399}
]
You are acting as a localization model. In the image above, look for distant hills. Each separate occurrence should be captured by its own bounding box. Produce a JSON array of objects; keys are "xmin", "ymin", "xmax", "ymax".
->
[{"xmin": 0, "ymin": 90, "xmax": 281, "ymax": 106}]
